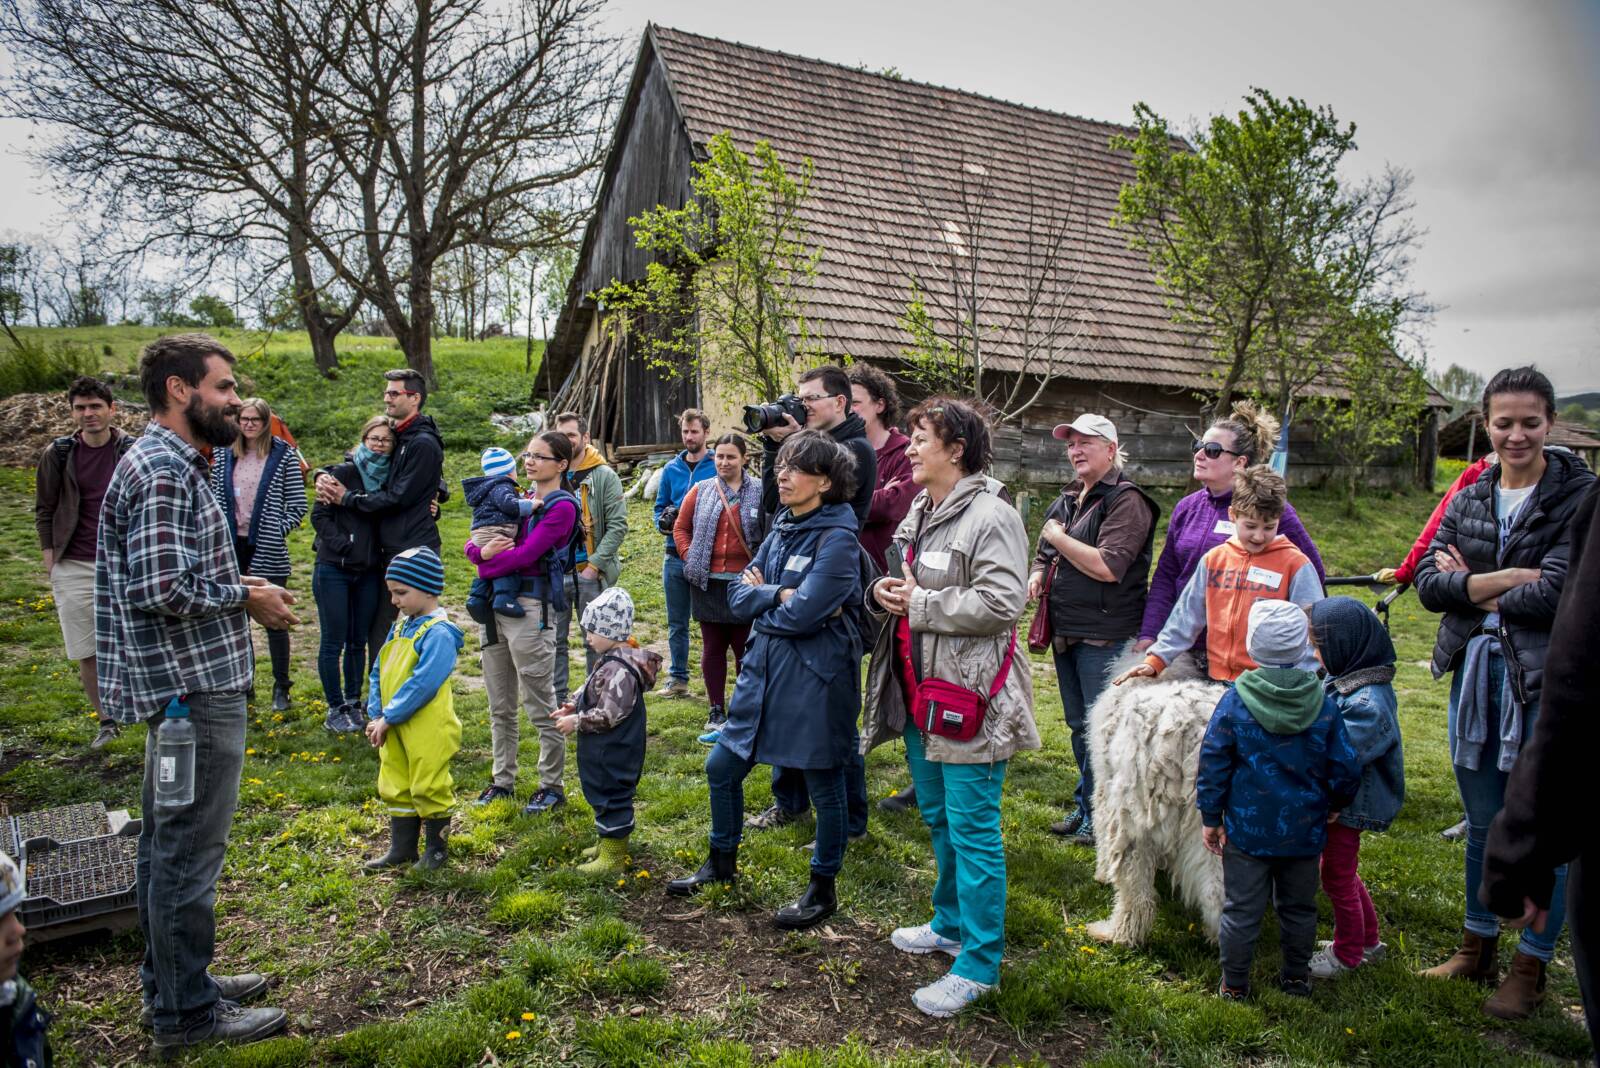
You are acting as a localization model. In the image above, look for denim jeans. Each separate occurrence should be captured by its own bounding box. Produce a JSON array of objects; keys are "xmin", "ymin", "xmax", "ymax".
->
[
  {"xmin": 553, "ymin": 571, "xmax": 606, "ymax": 703},
  {"xmin": 137, "ymin": 691, "xmax": 247, "ymax": 1032},
  {"xmin": 706, "ymin": 744, "xmax": 849, "ymax": 876},
  {"xmin": 312, "ymin": 562, "xmax": 382, "ymax": 707},
  {"xmin": 1448, "ymin": 656, "xmax": 1569, "ymax": 961},
  {"xmin": 1051, "ymin": 640, "xmax": 1125, "ymax": 819},
  {"xmin": 771, "ymin": 753, "xmax": 869, "ymax": 837},
  {"xmin": 662, "ymin": 551, "xmax": 691, "ymax": 683},
  {"xmin": 903, "ymin": 726, "xmax": 1009, "ymax": 985}
]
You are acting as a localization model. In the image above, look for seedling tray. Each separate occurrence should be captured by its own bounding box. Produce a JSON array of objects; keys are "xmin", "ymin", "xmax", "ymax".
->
[
  {"xmin": 14, "ymin": 802, "xmax": 111, "ymax": 845},
  {"xmin": 10, "ymin": 803, "xmax": 140, "ymax": 941}
]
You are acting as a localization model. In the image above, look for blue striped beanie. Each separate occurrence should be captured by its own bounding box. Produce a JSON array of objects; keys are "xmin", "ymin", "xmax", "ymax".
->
[
  {"xmin": 386, "ymin": 546, "xmax": 445, "ymax": 596},
  {"xmin": 481, "ymin": 447, "xmax": 517, "ymax": 479}
]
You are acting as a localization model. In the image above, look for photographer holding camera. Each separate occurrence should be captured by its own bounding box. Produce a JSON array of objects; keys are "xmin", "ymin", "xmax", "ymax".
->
[
  {"xmin": 745, "ymin": 365, "xmax": 877, "ymax": 840},
  {"xmin": 654, "ymin": 408, "xmax": 718, "ymax": 698}
]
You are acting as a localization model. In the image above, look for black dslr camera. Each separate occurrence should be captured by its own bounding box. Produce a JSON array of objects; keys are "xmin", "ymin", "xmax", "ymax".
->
[{"xmin": 741, "ymin": 393, "xmax": 808, "ymax": 434}]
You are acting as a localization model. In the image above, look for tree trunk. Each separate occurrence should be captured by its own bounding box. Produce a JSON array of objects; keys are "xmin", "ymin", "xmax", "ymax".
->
[
  {"xmin": 304, "ymin": 313, "xmax": 341, "ymax": 377},
  {"xmin": 406, "ymin": 272, "xmax": 438, "ymax": 389}
]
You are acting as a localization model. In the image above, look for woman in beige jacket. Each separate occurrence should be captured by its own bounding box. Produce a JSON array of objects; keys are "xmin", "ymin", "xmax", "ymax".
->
[{"xmin": 863, "ymin": 397, "xmax": 1038, "ymax": 1018}]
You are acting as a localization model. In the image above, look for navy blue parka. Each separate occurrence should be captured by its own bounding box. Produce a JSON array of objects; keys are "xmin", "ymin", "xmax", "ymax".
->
[{"xmin": 719, "ymin": 502, "xmax": 863, "ymax": 770}]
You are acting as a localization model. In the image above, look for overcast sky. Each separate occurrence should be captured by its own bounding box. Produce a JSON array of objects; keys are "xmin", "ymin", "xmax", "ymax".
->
[{"xmin": 2, "ymin": 0, "xmax": 1596, "ymax": 393}]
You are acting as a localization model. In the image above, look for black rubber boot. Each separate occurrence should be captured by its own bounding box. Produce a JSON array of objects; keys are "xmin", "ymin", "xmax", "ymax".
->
[
  {"xmin": 666, "ymin": 847, "xmax": 737, "ymax": 896},
  {"xmin": 363, "ymin": 816, "xmax": 420, "ymax": 871},
  {"xmin": 773, "ymin": 873, "xmax": 837, "ymax": 930},
  {"xmin": 414, "ymin": 817, "xmax": 450, "ymax": 870}
]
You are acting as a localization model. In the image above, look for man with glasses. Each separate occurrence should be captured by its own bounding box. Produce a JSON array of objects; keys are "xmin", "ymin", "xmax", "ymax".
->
[
  {"xmin": 654, "ymin": 409, "xmax": 718, "ymax": 699},
  {"xmin": 750, "ymin": 365, "xmax": 876, "ymax": 839},
  {"xmin": 315, "ymin": 369, "xmax": 445, "ymax": 660}
]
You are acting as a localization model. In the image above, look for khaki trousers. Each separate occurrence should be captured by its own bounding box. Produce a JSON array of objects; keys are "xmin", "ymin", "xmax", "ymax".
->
[{"xmin": 481, "ymin": 596, "xmax": 564, "ymax": 792}]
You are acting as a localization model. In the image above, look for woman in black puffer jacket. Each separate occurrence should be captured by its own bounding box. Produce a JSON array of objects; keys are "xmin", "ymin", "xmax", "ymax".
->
[{"xmin": 1412, "ymin": 366, "xmax": 1596, "ymax": 1020}]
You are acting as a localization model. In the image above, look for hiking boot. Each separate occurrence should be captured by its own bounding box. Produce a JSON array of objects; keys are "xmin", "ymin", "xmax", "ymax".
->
[
  {"xmin": 1419, "ymin": 930, "xmax": 1499, "ymax": 983},
  {"xmin": 878, "ymin": 784, "xmax": 918, "ymax": 813},
  {"xmin": 271, "ymin": 683, "xmax": 291, "ymax": 712},
  {"xmin": 475, "ymin": 785, "xmax": 515, "ymax": 806},
  {"xmin": 150, "ymin": 999, "xmax": 287, "ymax": 1058},
  {"xmin": 363, "ymin": 816, "xmax": 420, "ymax": 871},
  {"xmin": 666, "ymin": 847, "xmax": 737, "ymax": 896},
  {"xmin": 655, "ymin": 679, "xmax": 691, "ymax": 699},
  {"xmin": 1218, "ymin": 981, "xmax": 1249, "ymax": 1002},
  {"xmin": 1440, "ymin": 818, "xmax": 1469, "ymax": 841},
  {"xmin": 774, "ymin": 873, "xmax": 836, "ymax": 930},
  {"xmin": 1050, "ymin": 807, "xmax": 1085, "ymax": 837},
  {"xmin": 141, "ymin": 974, "xmax": 269, "ymax": 1029},
  {"xmin": 521, "ymin": 787, "xmax": 566, "ymax": 815},
  {"xmin": 415, "ymin": 817, "xmax": 450, "ymax": 870},
  {"xmin": 90, "ymin": 721, "xmax": 120, "ymax": 750},
  {"xmin": 1278, "ymin": 975, "xmax": 1313, "ymax": 998},
  {"xmin": 912, "ymin": 972, "xmax": 993, "ymax": 1017},
  {"xmin": 1482, "ymin": 951, "xmax": 1548, "ymax": 1020},
  {"xmin": 745, "ymin": 804, "xmax": 805, "ymax": 831},
  {"xmin": 890, "ymin": 923, "xmax": 962, "ymax": 958},
  {"xmin": 1067, "ymin": 814, "xmax": 1095, "ymax": 847},
  {"xmin": 577, "ymin": 836, "xmax": 629, "ymax": 876},
  {"xmin": 698, "ymin": 706, "xmax": 727, "ymax": 745}
]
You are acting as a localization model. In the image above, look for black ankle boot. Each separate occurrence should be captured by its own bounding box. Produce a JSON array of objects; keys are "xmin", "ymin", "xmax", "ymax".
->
[
  {"xmin": 414, "ymin": 817, "xmax": 450, "ymax": 870},
  {"xmin": 666, "ymin": 847, "xmax": 737, "ymax": 896},
  {"xmin": 364, "ymin": 816, "xmax": 420, "ymax": 871},
  {"xmin": 774, "ymin": 873, "xmax": 836, "ymax": 930}
]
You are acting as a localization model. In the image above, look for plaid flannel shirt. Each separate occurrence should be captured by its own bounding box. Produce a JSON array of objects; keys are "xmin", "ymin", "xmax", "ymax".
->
[{"xmin": 96, "ymin": 421, "xmax": 254, "ymax": 723}]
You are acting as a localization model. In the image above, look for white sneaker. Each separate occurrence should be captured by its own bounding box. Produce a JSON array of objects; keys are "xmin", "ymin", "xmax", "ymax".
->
[
  {"xmin": 890, "ymin": 923, "xmax": 963, "ymax": 957},
  {"xmin": 1316, "ymin": 939, "xmax": 1386, "ymax": 964},
  {"xmin": 1308, "ymin": 946, "xmax": 1354, "ymax": 979},
  {"xmin": 912, "ymin": 972, "xmax": 994, "ymax": 1017}
]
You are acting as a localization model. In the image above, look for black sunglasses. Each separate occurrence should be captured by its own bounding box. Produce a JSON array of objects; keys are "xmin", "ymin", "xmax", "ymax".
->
[{"xmin": 1192, "ymin": 440, "xmax": 1243, "ymax": 460}]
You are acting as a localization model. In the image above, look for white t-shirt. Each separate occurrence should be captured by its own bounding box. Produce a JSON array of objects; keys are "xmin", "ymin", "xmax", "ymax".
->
[{"xmin": 1484, "ymin": 482, "xmax": 1536, "ymax": 628}]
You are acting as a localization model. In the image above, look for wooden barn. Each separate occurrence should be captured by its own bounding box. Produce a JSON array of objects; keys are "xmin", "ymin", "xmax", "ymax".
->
[{"xmin": 544, "ymin": 25, "xmax": 1442, "ymax": 489}]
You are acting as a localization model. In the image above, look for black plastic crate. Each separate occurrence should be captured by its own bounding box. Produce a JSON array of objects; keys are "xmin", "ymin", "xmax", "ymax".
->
[
  {"xmin": 18, "ymin": 826, "xmax": 139, "ymax": 935},
  {"xmin": 14, "ymin": 802, "xmax": 110, "ymax": 846}
]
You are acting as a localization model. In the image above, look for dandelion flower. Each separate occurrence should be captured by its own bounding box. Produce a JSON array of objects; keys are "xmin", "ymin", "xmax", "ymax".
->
[
  {"xmin": 520, "ymin": 1012, "xmax": 535, "ymax": 1021},
  {"xmin": 505, "ymin": 1030, "xmax": 521, "ymax": 1040}
]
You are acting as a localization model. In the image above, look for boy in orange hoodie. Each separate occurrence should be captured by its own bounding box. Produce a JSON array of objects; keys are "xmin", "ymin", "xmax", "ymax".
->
[{"xmin": 1115, "ymin": 466, "xmax": 1324, "ymax": 686}]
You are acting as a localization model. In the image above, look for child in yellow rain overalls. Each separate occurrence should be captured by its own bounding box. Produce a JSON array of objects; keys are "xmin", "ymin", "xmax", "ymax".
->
[{"xmin": 363, "ymin": 547, "xmax": 464, "ymax": 871}]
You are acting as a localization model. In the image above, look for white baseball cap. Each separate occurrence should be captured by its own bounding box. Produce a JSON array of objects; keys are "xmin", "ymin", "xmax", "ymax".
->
[{"xmin": 1052, "ymin": 414, "xmax": 1119, "ymax": 443}]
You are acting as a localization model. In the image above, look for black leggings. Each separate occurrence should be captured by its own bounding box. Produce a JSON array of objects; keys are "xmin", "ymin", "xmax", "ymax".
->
[{"xmin": 234, "ymin": 538, "xmax": 291, "ymax": 690}]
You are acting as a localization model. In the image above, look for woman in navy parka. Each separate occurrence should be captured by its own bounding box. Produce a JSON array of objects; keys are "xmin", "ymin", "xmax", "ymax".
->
[{"xmin": 668, "ymin": 431, "xmax": 864, "ymax": 931}]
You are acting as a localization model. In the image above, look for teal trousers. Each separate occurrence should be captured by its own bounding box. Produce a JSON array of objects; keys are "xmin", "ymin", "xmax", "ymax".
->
[{"xmin": 903, "ymin": 726, "xmax": 1009, "ymax": 985}]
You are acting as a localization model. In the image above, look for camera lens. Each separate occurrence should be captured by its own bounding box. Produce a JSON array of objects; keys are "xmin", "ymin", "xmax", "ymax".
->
[{"xmin": 742, "ymin": 403, "xmax": 776, "ymax": 434}]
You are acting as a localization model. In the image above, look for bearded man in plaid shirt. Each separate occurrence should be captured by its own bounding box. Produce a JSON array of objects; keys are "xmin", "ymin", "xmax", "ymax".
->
[{"xmin": 96, "ymin": 334, "xmax": 299, "ymax": 1056}]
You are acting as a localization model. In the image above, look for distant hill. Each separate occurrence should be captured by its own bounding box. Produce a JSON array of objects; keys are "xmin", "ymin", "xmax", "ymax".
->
[{"xmin": 1559, "ymin": 392, "xmax": 1600, "ymax": 409}]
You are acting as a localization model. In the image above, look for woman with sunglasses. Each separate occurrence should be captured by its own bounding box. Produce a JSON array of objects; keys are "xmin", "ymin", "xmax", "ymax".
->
[
  {"xmin": 209, "ymin": 396, "xmax": 307, "ymax": 712},
  {"xmin": 1135, "ymin": 403, "xmax": 1325, "ymax": 661},
  {"xmin": 465, "ymin": 431, "xmax": 580, "ymax": 815}
]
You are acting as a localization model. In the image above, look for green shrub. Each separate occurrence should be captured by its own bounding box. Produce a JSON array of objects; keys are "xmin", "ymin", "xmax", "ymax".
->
[
  {"xmin": 488, "ymin": 888, "xmax": 564, "ymax": 930},
  {"xmin": 0, "ymin": 338, "xmax": 98, "ymax": 398}
]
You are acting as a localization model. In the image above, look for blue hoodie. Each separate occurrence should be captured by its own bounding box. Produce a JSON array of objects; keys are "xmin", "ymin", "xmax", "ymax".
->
[
  {"xmin": 366, "ymin": 609, "xmax": 465, "ymax": 725},
  {"xmin": 654, "ymin": 449, "xmax": 717, "ymax": 549}
]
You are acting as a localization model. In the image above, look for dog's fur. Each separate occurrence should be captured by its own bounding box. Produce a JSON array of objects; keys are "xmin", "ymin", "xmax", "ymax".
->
[{"xmin": 1084, "ymin": 651, "xmax": 1227, "ymax": 945}]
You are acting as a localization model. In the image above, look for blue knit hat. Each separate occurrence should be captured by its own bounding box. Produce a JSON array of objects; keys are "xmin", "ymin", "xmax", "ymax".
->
[
  {"xmin": 386, "ymin": 546, "xmax": 445, "ymax": 596},
  {"xmin": 481, "ymin": 447, "xmax": 517, "ymax": 479},
  {"xmin": 0, "ymin": 851, "xmax": 23, "ymax": 916}
]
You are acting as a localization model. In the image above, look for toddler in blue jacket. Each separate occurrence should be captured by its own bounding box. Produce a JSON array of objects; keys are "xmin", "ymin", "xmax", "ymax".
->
[
  {"xmin": 1197, "ymin": 599, "xmax": 1361, "ymax": 1000},
  {"xmin": 462, "ymin": 446, "xmax": 536, "ymax": 619}
]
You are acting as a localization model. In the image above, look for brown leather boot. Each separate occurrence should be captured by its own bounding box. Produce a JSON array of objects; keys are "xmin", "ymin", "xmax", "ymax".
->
[
  {"xmin": 1419, "ymin": 930, "xmax": 1499, "ymax": 982},
  {"xmin": 1481, "ymin": 951, "xmax": 1547, "ymax": 1020}
]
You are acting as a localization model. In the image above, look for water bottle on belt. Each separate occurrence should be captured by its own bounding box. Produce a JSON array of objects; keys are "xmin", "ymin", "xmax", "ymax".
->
[{"xmin": 155, "ymin": 696, "xmax": 195, "ymax": 809}]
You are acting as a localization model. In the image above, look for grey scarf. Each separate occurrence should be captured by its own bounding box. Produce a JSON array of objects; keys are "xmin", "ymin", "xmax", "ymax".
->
[
  {"xmin": 682, "ymin": 476, "xmax": 761, "ymax": 589},
  {"xmin": 1452, "ymin": 634, "xmax": 1522, "ymax": 773}
]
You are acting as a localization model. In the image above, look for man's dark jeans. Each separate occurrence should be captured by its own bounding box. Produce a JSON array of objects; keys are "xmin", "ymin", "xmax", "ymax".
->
[
  {"xmin": 312, "ymin": 562, "xmax": 382, "ymax": 707},
  {"xmin": 138, "ymin": 690, "xmax": 247, "ymax": 1033},
  {"xmin": 771, "ymin": 750, "xmax": 869, "ymax": 837}
]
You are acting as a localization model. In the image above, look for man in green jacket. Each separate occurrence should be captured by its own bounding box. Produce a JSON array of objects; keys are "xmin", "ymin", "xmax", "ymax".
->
[{"xmin": 552, "ymin": 412, "xmax": 629, "ymax": 705}]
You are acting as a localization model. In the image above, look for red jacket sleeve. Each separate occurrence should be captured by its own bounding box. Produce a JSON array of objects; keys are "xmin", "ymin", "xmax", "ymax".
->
[{"xmin": 1395, "ymin": 457, "xmax": 1491, "ymax": 583}]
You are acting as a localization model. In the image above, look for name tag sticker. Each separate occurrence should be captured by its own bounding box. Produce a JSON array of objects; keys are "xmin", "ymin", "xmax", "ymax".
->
[
  {"xmin": 919, "ymin": 550, "xmax": 952, "ymax": 570},
  {"xmin": 1246, "ymin": 565, "xmax": 1283, "ymax": 589},
  {"xmin": 784, "ymin": 554, "xmax": 812, "ymax": 573},
  {"xmin": 1214, "ymin": 520, "xmax": 1237, "ymax": 536}
]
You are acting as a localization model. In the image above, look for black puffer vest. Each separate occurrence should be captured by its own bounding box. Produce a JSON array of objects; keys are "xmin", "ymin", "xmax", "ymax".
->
[
  {"xmin": 1414, "ymin": 448, "xmax": 1595, "ymax": 708},
  {"xmin": 1043, "ymin": 474, "xmax": 1160, "ymax": 641}
]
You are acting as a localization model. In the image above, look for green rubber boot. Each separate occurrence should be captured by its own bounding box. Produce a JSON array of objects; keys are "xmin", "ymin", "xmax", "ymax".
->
[
  {"xmin": 580, "ymin": 842, "xmax": 601, "ymax": 860},
  {"xmin": 576, "ymin": 836, "xmax": 629, "ymax": 875}
]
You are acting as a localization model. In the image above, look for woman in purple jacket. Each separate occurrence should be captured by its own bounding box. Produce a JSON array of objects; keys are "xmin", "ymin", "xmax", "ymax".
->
[{"xmin": 1135, "ymin": 404, "xmax": 1326, "ymax": 658}]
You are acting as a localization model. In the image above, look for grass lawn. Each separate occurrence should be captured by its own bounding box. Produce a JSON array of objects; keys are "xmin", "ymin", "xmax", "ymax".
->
[{"xmin": 0, "ymin": 334, "xmax": 1591, "ymax": 1065}]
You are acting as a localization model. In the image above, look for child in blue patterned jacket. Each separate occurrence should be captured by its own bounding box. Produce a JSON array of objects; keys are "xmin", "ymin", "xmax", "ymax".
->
[{"xmin": 1197, "ymin": 599, "xmax": 1361, "ymax": 1001}]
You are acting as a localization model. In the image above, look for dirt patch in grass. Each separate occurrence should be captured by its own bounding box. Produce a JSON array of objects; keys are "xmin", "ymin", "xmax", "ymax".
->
[{"xmin": 626, "ymin": 892, "xmax": 1099, "ymax": 1064}]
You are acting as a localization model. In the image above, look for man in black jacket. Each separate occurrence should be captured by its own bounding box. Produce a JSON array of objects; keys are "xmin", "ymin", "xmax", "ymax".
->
[
  {"xmin": 750, "ymin": 365, "xmax": 876, "ymax": 840},
  {"xmin": 315, "ymin": 369, "xmax": 445, "ymax": 660},
  {"xmin": 1483, "ymin": 483, "xmax": 1600, "ymax": 1058}
]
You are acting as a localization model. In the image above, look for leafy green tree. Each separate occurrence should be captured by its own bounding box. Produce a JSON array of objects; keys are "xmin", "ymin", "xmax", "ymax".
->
[
  {"xmin": 188, "ymin": 294, "xmax": 238, "ymax": 328},
  {"xmin": 1559, "ymin": 402, "xmax": 1593, "ymax": 428},
  {"xmin": 596, "ymin": 132, "xmax": 822, "ymax": 401},
  {"xmin": 1434, "ymin": 363, "xmax": 1485, "ymax": 421},
  {"xmin": 1112, "ymin": 89, "xmax": 1429, "ymax": 424}
]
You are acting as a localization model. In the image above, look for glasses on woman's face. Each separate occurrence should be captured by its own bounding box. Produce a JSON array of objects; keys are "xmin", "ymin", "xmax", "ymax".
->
[
  {"xmin": 238, "ymin": 416, "xmax": 264, "ymax": 427},
  {"xmin": 1192, "ymin": 440, "xmax": 1242, "ymax": 460},
  {"xmin": 521, "ymin": 451, "xmax": 559, "ymax": 464},
  {"xmin": 364, "ymin": 434, "xmax": 392, "ymax": 446}
]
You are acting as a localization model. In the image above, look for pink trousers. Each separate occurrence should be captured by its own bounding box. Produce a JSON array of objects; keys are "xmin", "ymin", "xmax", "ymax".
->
[{"xmin": 1320, "ymin": 822, "xmax": 1380, "ymax": 967}]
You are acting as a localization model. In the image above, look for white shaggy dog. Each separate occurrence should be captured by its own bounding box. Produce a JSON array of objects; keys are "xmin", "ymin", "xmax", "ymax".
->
[{"xmin": 1084, "ymin": 651, "xmax": 1227, "ymax": 945}]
